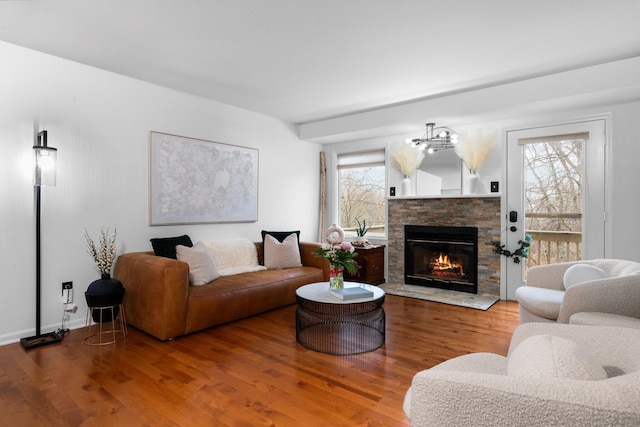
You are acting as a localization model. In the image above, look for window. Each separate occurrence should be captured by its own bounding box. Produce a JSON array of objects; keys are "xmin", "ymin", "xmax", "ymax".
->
[
  {"xmin": 337, "ymin": 150, "xmax": 386, "ymax": 236},
  {"xmin": 522, "ymin": 136, "xmax": 585, "ymax": 266}
]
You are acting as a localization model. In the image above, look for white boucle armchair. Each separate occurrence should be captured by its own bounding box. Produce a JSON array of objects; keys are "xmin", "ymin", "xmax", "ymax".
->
[
  {"xmin": 403, "ymin": 323, "xmax": 640, "ymax": 427},
  {"xmin": 515, "ymin": 259, "xmax": 640, "ymax": 324}
]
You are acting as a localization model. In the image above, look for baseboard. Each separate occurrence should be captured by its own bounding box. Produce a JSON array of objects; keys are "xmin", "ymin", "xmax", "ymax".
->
[{"xmin": 0, "ymin": 318, "xmax": 86, "ymax": 347}]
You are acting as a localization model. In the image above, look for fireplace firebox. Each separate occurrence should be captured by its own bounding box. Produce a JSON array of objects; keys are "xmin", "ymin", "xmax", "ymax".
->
[{"xmin": 404, "ymin": 225, "xmax": 478, "ymax": 294}]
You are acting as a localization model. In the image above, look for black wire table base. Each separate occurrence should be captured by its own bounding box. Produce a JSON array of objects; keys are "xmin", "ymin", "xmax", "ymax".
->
[{"xmin": 295, "ymin": 294, "xmax": 385, "ymax": 355}]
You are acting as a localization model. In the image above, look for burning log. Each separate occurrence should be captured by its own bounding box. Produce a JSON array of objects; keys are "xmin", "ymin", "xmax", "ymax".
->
[{"xmin": 428, "ymin": 253, "xmax": 464, "ymax": 277}]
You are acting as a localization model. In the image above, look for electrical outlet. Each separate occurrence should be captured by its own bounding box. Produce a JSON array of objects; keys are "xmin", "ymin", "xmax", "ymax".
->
[
  {"xmin": 390, "ymin": 186, "xmax": 396, "ymax": 197},
  {"xmin": 62, "ymin": 281, "xmax": 73, "ymax": 290}
]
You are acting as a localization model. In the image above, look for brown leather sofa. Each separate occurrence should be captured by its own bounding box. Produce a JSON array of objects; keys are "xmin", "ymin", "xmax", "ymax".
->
[{"xmin": 114, "ymin": 241, "xmax": 329, "ymax": 341}]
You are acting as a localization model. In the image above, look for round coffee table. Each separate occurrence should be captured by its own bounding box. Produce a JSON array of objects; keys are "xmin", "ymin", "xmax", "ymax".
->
[{"xmin": 295, "ymin": 282, "xmax": 385, "ymax": 355}]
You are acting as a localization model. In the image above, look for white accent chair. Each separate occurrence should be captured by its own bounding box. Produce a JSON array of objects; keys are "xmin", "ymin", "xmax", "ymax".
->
[
  {"xmin": 515, "ymin": 259, "xmax": 640, "ymax": 324},
  {"xmin": 403, "ymin": 323, "xmax": 640, "ymax": 426}
]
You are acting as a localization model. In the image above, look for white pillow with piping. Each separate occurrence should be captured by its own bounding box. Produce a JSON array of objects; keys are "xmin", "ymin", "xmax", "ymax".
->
[{"xmin": 563, "ymin": 263, "xmax": 608, "ymax": 289}]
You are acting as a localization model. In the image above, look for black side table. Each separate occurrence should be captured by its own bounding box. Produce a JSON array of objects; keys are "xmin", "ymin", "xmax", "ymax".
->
[{"xmin": 295, "ymin": 282, "xmax": 385, "ymax": 355}]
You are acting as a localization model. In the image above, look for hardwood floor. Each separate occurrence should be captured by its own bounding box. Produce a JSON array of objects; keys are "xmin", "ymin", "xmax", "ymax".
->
[{"xmin": 0, "ymin": 296, "xmax": 519, "ymax": 426}]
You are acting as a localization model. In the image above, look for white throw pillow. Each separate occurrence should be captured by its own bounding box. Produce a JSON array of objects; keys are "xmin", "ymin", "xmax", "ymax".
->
[
  {"xmin": 508, "ymin": 334, "xmax": 607, "ymax": 381},
  {"xmin": 264, "ymin": 233, "xmax": 302, "ymax": 270},
  {"xmin": 176, "ymin": 242, "xmax": 220, "ymax": 286},
  {"xmin": 563, "ymin": 263, "xmax": 608, "ymax": 289},
  {"xmin": 200, "ymin": 238, "xmax": 267, "ymax": 276}
]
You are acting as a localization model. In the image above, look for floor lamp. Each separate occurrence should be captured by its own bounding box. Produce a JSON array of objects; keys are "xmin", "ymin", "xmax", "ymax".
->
[{"xmin": 21, "ymin": 130, "xmax": 63, "ymax": 350}]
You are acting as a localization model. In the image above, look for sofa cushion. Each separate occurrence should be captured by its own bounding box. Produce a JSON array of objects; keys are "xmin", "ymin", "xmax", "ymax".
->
[
  {"xmin": 515, "ymin": 286, "xmax": 564, "ymax": 320},
  {"xmin": 264, "ymin": 233, "xmax": 303, "ymax": 270},
  {"xmin": 563, "ymin": 263, "xmax": 608, "ymax": 289},
  {"xmin": 176, "ymin": 242, "xmax": 220, "ymax": 286},
  {"xmin": 201, "ymin": 238, "xmax": 267, "ymax": 276},
  {"xmin": 570, "ymin": 312, "xmax": 640, "ymax": 329},
  {"xmin": 186, "ymin": 266, "xmax": 324, "ymax": 333},
  {"xmin": 150, "ymin": 234, "xmax": 193, "ymax": 259},
  {"xmin": 508, "ymin": 334, "xmax": 608, "ymax": 380}
]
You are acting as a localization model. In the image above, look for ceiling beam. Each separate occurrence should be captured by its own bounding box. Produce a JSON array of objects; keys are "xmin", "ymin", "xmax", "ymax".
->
[{"xmin": 299, "ymin": 56, "xmax": 640, "ymax": 144}]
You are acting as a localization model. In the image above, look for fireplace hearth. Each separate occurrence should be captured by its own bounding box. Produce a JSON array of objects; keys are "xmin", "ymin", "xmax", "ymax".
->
[{"xmin": 405, "ymin": 225, "xmax": 478, "ymax": 294}]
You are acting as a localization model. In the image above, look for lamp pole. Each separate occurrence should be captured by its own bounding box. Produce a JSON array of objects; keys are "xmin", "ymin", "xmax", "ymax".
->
[
  {"xmin": 21, "ymin": 130, "xmax": 62, "ymax": 349},
  {"xmin": 35, "ymin": 183, "xmax": 42, "ymax": 337}
]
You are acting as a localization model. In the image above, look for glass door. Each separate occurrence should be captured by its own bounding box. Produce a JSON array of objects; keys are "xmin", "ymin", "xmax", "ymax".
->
[{"xmin": 505, "ymin": 120, "xmax": 606, "ymax": 300}]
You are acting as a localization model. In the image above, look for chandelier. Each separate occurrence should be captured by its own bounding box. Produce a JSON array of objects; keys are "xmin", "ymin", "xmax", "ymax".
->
[{"xmin": 405, "ymin": 122, "xmax": 459, "ymax": 154}]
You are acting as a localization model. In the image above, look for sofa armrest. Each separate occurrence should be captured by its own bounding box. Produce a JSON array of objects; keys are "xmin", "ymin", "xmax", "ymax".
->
[
  {"xmin": 299, "ymin": 241, "xmax": 330, "ymax": 281},
  {"xmin": 557, "ymin": 274, "xmax": 640, "ymax": 323},
  {"xmin": 405, "ymin": 368, "xmax": 640, "ymax": 427},
  {"xmin": 508, "ymin": 323, "xmax": 640, "ymax": 371},
  {"xmin": 114, "ymin": 252, "xmax": 189, "ymax": 341}
]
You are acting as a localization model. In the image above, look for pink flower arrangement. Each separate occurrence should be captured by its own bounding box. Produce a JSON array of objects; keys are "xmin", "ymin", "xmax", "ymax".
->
[{"xmin": 314, "ymin": 241, "xmax": 359, "ymax": 274}]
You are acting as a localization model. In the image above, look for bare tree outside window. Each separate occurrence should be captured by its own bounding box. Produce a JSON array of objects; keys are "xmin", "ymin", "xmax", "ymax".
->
[
  {"xmin": 524, "ymin": 140, "xmax": 583, "ymax": 266},
  {"xmin": 339, "ymin": 166, "xmax": 386, "ymax": 234}
]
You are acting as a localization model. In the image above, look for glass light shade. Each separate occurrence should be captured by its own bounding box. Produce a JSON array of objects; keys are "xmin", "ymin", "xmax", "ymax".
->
[{"xmin": 33, "ymin": 146, "xmax": 57, "ymax": 186}]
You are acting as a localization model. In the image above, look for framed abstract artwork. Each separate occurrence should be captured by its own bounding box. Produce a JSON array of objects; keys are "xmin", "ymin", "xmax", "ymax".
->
[{"xmin": 149, "ymin": 131, "xmax": 259, "ymax": 225}]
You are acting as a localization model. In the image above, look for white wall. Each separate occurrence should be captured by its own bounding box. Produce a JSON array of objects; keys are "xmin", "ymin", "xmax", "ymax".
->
[
  {"xmin": 605, "ymin": 102, "xmax": 640, "ymax": 258},
  {"xmin": 0, "ymin": 42, "xmax": 322, "ymax": 345}
]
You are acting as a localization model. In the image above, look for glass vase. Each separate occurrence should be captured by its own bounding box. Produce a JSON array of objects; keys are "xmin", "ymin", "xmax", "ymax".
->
[{"xmin": 329, "ymin": 265, "xmax": 344, "ymax": 290}]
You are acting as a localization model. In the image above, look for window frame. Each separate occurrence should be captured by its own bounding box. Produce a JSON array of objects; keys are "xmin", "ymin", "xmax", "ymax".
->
[{"xmin": 336, "ymin": 148, "xmax": 387, "ymax": 239}]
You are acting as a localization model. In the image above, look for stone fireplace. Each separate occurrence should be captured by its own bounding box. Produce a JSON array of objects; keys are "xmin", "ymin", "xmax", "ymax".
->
[
  {"xmin": 388, "ymin": 195, "xmax": 501, "ymax": 297},
  {"xmin": 405, "ymin": 225, "xmax": 478, "ymax": 293}
]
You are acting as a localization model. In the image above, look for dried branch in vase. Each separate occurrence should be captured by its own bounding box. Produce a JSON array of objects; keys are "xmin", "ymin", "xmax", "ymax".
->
[
  {"xmin": 390, "ymin": 142, "xmax": 425, "ymax": 178},
  {"xmin": 85, "ymin": 226, "xmax": 117, "ymax": 276},
  {"xmin": 455, "ymin": 130, "xmax": 497, "ymax": 173}
]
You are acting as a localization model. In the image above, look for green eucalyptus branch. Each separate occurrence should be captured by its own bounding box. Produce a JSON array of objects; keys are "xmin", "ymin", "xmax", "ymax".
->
[{"xmin": 493, "ymin": 234, "xmax": 532, "ymax": 264}]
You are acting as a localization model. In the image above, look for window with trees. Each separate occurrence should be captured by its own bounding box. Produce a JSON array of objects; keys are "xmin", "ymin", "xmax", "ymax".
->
[
  {"xmin": 337, "ymin": 150, "xmax": 386, "ymax": 236},
  {"xmin": 523, "ymin": 136, "xmax": 584, "ymax": 266}
]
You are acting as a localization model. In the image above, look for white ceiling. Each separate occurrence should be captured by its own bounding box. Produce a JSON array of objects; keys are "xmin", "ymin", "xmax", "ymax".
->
[{"xmin": 1, "ymin": 0, "xmax": 640, "ymax": 125}]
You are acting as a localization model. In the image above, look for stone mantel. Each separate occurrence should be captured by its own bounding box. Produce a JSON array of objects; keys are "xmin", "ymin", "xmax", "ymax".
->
[
  {"xmin": 387, "ymin": 195, "xmax": 501, "ymax": 297},
  {"xmin": 387, "ymin": 193, "xmax": 501, "ymax": 201}
]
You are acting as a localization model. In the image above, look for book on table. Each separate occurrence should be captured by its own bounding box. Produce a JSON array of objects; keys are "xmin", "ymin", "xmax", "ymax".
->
[{"xmin": 330, "ymin": 286, "xmax": 374, "ymax": 300}]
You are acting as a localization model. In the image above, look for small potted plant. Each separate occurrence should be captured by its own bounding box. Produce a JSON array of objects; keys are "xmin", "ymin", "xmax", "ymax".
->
[{"xmin": 353, "ymin": 218, "xmax": 371, "ymax": 245}]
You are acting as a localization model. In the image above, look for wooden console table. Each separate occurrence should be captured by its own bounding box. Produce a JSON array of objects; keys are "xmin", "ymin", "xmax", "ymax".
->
[{"xmin": 345, "ymin": 244, "xmax": 385, "ymax": 285}]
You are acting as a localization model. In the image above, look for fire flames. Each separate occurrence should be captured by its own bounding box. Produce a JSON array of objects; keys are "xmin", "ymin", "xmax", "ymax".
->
[{"xmin": 430, "ymin": 253, "xmax": 464, "ymax": 276}]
